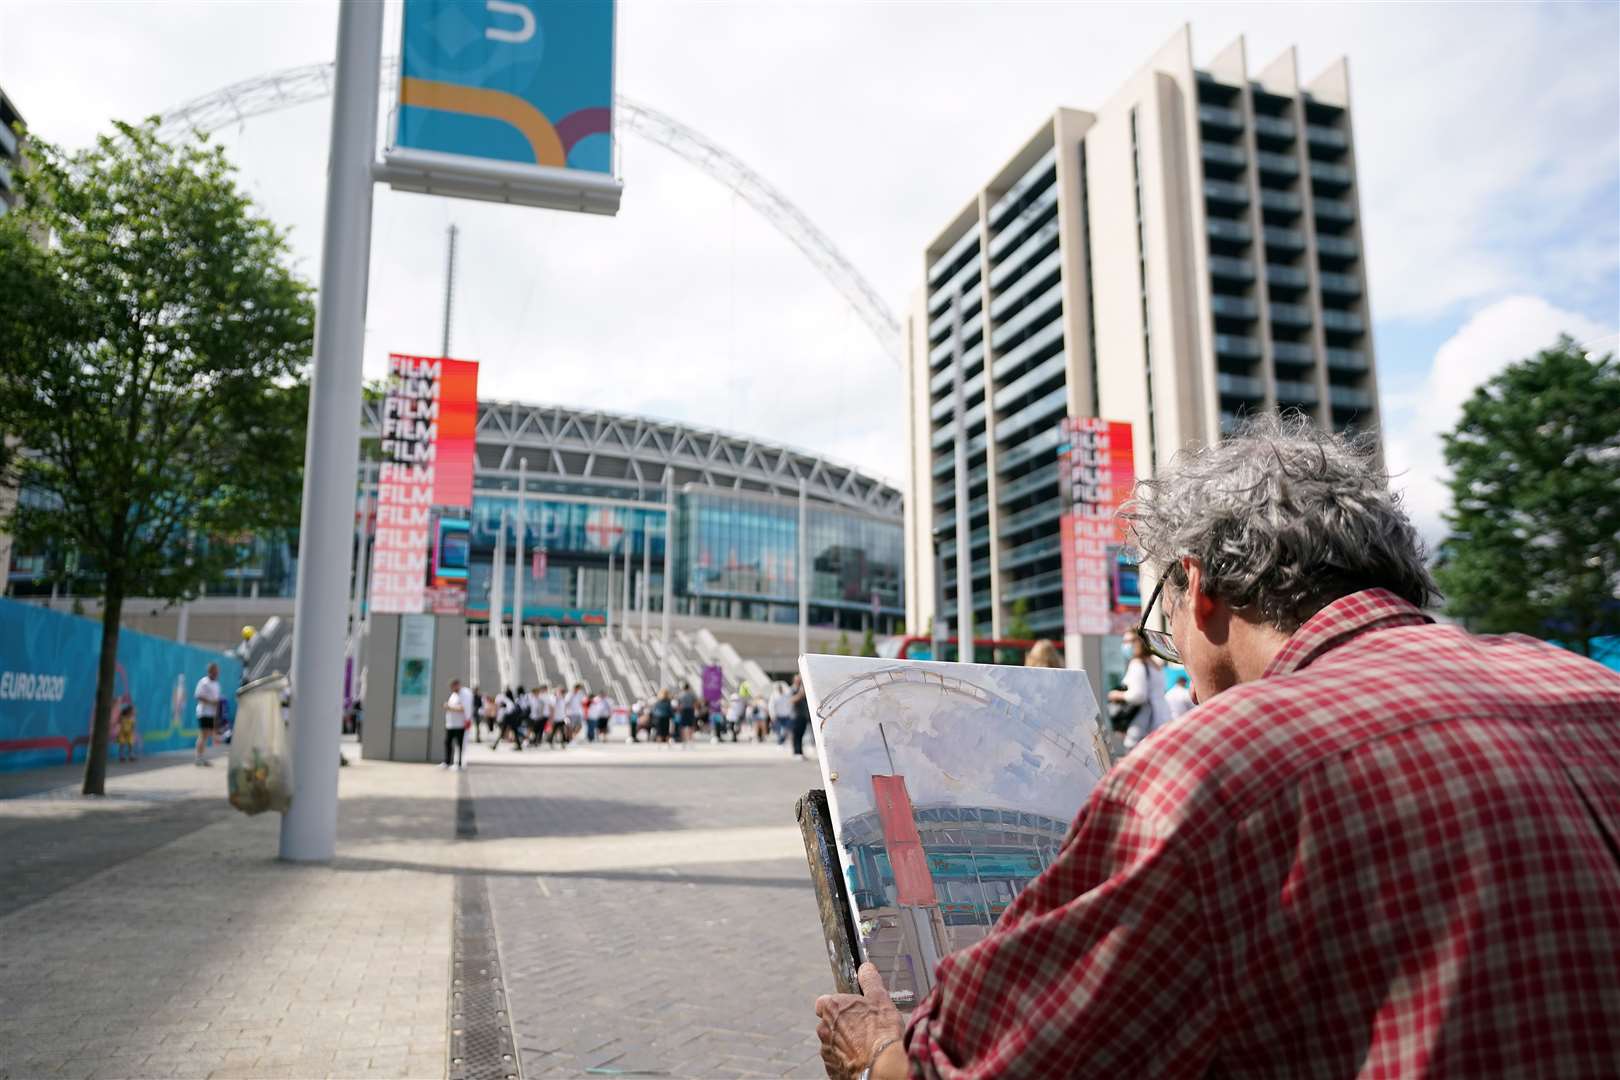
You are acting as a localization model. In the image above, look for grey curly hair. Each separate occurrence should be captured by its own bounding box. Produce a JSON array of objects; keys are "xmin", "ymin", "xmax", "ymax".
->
[{"xmin": 1120, "ymin": 414, "xmax": 1436, "ymax": 633}]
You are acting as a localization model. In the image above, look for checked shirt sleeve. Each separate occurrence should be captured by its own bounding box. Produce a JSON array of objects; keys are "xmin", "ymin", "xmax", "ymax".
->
[{"xmin": 904, "ymin": 794, "xmax": 1218, "ymax": 1079}]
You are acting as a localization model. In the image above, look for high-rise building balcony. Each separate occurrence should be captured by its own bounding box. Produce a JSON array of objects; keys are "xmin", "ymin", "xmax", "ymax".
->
[
  {"xmin": 930, "ymin": 370, "xmax": 986, "ymax": 420},
  {"xmin": 1214, "ymin": 333, "xmax": 1262, "ymax": 359},
  {"xmin": 1273, "ymin": 341, "xmax": 1316, "ymax": 365},
  {"xmin": 1263, "ymin": 225, "xmax": 1306, "ymax": 251},
  {"xmin": 1275, "ymin": 379, "xmax": 1319, "ymax": 405},
  {"xmin": 999, "ymin": 535, "xmax": 1061, "ymax": 572},
  {"xmin": 1217, "ymin": 373, "xmax": 1265, "ymax": 399},
  {"xmin": 996, "ymin": 500, "xmax": 1063, "ymax": 539},
  {"xmin": 994, "ymin": 384, "xmax": 1067, "ymax": 444},
  {"xmin": 1210, "ymin": 295, "xmax": 1259, "ymax": 320},
  {"xmin": 1266, "ymin": 263, "xmax": 1311, "ymax": 289},
  {"xmin": 1318, "ymin": 271, "xmax": 1362, "ymax": 297},
  {"xmin": 1314, "ymin": 197, "xmax": 1355, "ymax": 224},
  {"xmin": 989, "ymin": 182, "xmax": 1060, "ymax": 260},
  {"xmin": 1255, "ymin": 150, "xmax": 1300, "ymax": 177},
  {"xmin": 1207, "ymin": 217, "xmax": 1253, "ymax": 245},
  {"xmin": 1310, "ymin": 160, "xmax": 1353, "ymax": 190},
  {"xmin": 1209, "ymin": 254, "xmax": 1256, "ymax": 281},
  {"xmin": 1252, "ymin": 114, "xmax": 1296, "ymax": 145},
  {"xmin": 1329, "ymin": 385, "xmax": 1374, "ymax": 411},
  {"xmin": 1306, "ymin": 125, "xmax": 1349, "ymax": 153},
  {"xmin": 990, "ymin": 249, "xmax": 1061, "ymax": 320},
  {"xmin": 928, "ymin": 229, "xmax": 980, "ymax": 287},
  {"xmin": 1259, "ymin": 189, "xmax": 1303, "ymax": 218},
  {"xmin": 1002, "ymin": 568, "xmax": 1067, "ymax": 603},
  {"xmin": 1198, "ymin": 103, "xmax": 1243, "ymax": 132},
  {"xmin": 991, "ymin": 318, "xmax": 1064, "ymax": 381},
  {"xmin": 1321, "ymin": 309, "xmax": 1365, "ymax": 334},
  {"xmin": 989, "ymin": 279, "xmax": 1061, "ymax": 351},
  {"xmin": 931, "ymin": 344, "xmax": 984, "ymax": 395},
  {"xmin": 997, "ymin": 467, "xmax": 1059, "ymax": 506},
  {"xmin": 930, "ymin": 338, "xmax": 955, "ymax": 368},
  {"xmin": 996, "ymin": 426, "xmax": 1061, "ymax": 475},
  {"xmin": 1315, "ymin": 234, "xmax": 1360, "ymax": 261},
  {"xmin": 1204, "ymin": 179, "xmax": 1250, "ymax": 207},
  {"xmin": 0, "ymin": 122, "xmax": 17, "ymax": 161},
  {"xmin": 1202, "ymin": 141, "xmax": 1247, "ymax": 172},
  {"xmin": 988, "ymin": 145, "xmax": 1057, "ymax": 230},
  {"xmin": 1270, "ymin": 301, "xmax": 1313, "ymax": 327},
  {"xmin": 989, "ymin": 218, "xmax": 1060, "ymax": 290},
  {"xmin": 993, "ymin": 354, "xmax": 1066, "ymax": 412},
  {"xmin": 1325, "ymin": 348, "xmax": 1368, "ymax": 373},
  {"xmin": 927, "ymin": 260, "xmax": 982, "ymax": 317}
]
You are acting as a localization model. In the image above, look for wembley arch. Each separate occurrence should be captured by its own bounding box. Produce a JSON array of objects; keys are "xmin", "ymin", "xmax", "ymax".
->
[{"xmin": 156, "ymin": 57, "xmax": 902, "ymax": 361}]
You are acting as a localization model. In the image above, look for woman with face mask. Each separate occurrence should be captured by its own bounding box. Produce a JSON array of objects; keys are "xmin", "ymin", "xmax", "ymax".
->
[{"xmin": 1107, "ymin": 630, "xmax": 1171, "ymax": 753}]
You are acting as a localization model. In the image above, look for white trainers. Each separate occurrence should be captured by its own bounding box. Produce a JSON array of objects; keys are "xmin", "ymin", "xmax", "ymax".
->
[{"xmin": 437, "ymin": 762, "xmax": 449, "ymax": 769}]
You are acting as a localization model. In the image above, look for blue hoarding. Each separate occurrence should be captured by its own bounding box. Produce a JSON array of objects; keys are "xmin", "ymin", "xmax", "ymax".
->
[
  {"xmin": 398, "ymin": 0, "xmax": 615, "ymax": 175},
  {"xmin": 0, "ymin": 598, "xmax": 241, "ymax": 772}
]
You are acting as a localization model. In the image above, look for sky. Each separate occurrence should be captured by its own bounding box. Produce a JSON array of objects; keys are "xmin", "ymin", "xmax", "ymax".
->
[{"xmin": 5, "ymin": 0, "xmax": 1617, "ymax": 546}]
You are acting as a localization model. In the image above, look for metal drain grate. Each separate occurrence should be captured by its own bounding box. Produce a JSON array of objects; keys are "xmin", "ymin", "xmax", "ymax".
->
[{"xmin": 449, "ymin": 777, "xmax": 520, "ymax": 1080}]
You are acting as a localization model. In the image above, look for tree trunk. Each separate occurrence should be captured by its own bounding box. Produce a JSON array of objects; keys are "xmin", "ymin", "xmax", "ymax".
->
[{"xmin": 82, "ymin": 589, "xmax": 123, "ymax": 796}]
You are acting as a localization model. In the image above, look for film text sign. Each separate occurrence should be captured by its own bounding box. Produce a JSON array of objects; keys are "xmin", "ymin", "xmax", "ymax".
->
[
  {"xmin": 368, "ymin": 354, "xmax": 480, "ymax": 614},
  {"xmin": 1057, "ymin": 418, "xmax": 1135, "ymax": 637}
]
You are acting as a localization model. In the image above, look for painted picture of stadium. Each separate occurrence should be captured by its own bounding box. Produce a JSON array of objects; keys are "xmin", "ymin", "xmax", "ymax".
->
[{"xmin": 801, "ymin": 655, "xmax": 1109, "ymax": 1007}]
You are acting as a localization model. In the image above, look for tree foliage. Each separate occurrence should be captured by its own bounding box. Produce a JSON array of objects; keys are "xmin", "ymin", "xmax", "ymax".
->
[
  {"xmin": 1436, "ymin": 335, "xmax": 1620, "ymax": 655},
  {"xmin": 0, "ymin": 119, "xmax": 314, "ymax": 792}
]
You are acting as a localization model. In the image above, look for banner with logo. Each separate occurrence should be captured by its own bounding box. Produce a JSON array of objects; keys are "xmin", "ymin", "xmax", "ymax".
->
[
  {"xmin": 1057, "ymin": 418, "xmax": 1135, "ymax": 637},
  {"xmin": 368, "ymin": 354, "xmax": 480, "ymax": 614},
  {"xmin": 0, "ymin": 598, "xmax": 240, "ymax": 772}
]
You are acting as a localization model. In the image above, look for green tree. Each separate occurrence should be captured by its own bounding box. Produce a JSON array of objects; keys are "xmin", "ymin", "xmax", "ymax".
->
[
  {"xmin": 1436, "ymin": 335, "xmax": 1620, "ymax": 656},
  {"xmin": 860, "ymin": 626, "xmax": 877, "ymax": 657},
  {"xmin": 834, "ymin": 631, "xmax": 852, "ymax": 656},
  {"xmin": 0, "ymin": 120, "xmax": 314, "ymax": 795},
  {"xmin": 1005, "ymin": 597, "xmax": 1034, "ymax": 640}
]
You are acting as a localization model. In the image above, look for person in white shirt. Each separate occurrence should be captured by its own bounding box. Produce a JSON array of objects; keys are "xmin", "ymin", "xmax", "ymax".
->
[
  {"xmin": 564, "ymin": 684, "xmax": 587, "ymax": 741},
  {"xmin": 1109, "ymin": 631, "xmax": 1172, "ymax": 753},
  {"xmin": 1165, "ymin": 674, "xmax": 1196, "ymax": 723},
  {"xmin": 193, "ymin": 663, "xmax": 222, "ymax": 766},
  {"xmin": 769, "ymin": 683, "xmax": 794, "ymax": 746},
  {"xmin": 588, "ymin": 693, "xmax": 613, "ymax": 742},
  {"xmin": 442, "ymin": 678, "xmax": 472, "ymax": 770}
]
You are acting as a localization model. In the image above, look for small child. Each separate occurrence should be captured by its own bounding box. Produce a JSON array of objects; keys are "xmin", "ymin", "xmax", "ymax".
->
[{"xmin": 116, "ymin": 702, "xmax": 137, "ymax": 763}]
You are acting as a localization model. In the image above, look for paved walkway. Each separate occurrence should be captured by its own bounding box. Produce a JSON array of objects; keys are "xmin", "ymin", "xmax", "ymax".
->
[{"xmin": 0, "ymin": 733, "xmax": 835, "ymax": 1079}]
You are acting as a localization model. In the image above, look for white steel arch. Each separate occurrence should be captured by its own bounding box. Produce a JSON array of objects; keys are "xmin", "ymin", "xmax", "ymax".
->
[{"xmin": 155, "ymin": 58, "xmax": 902, "ymax": 362}]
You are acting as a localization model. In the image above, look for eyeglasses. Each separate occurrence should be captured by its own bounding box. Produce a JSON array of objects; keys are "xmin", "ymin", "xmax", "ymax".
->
[{"xmin": 1136, "ymin": 577, "xmax": 1182, "ymax": 664}]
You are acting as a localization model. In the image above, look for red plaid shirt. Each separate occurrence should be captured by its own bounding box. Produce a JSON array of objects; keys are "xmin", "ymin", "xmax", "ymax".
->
[{"xmin": 905, "ymin": 589, "xmax": 1620, "ymax": 1077}]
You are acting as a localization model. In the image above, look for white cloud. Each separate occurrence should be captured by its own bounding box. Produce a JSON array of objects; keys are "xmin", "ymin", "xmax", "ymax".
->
[{"xmin": 1384, "ymin": 296, "xmax": 1613, "ymax": 546}]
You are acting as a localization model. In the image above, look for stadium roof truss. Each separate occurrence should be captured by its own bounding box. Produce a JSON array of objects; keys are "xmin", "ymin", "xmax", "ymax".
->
[{"xmin": 361, "ymin": 398, "xmax": 903, "ymax": 519}]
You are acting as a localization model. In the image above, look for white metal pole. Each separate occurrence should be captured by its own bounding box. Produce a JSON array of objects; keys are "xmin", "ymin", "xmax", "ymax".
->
[
  {"xmin": 512, "ymin": 458, "xmax": 527, "ymax": 687},
  {"xmin": 660, "ymin": 475, "xmax": 674, "ymax": 689},
  {"xmin": 606, "ymin": 549, "xmax": 615, "ymax": 638},
  {"xmin": 281, "ymin": 0, "xmax": 383, "ymax": 863},
  {"xmin": 621, "ymin": 532, "xmax": 632, "ymax": 640},
  {"xmin": 798, "ymin": 478, "xmax": 809, "ymax": 658},
  {"xmin": 176, "ymin": 601, "xmax": 191, "ymax": 646},
  {"xmin": 640, "ymin": 511, "xmax": 651, "ymax": 639},
  {"xmin": 952, "ymin": 297, "xmax": 973, "ymax": 662}
]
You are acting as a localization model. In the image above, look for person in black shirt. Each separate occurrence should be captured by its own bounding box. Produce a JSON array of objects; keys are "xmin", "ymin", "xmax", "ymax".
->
[{"xmin": 789, "ymin": 674, "xmax": 812, "ymax": 758}]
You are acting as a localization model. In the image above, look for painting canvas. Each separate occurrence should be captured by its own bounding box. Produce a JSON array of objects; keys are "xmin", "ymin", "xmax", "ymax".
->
[{"xmin": 800, "ymin": 654, "xmax": 1110, "ymax": 1008}]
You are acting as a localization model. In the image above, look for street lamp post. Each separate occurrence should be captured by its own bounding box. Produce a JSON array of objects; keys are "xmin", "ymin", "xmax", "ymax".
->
[{"xmin": 281, "ymin": 0, "xmax": 384, "ymax": 862}]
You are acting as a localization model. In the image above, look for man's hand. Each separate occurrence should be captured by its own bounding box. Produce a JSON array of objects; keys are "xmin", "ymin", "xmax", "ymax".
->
[{"xmin": 814, "ymin": 963, "xmax": 906, "ymax": 1080}]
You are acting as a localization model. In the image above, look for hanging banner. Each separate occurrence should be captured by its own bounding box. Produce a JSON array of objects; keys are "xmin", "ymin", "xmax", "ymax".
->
[
  {"xmin": 368, "ymin": 354, "xmax": 479, "ymax": 614},
  {"xmin": 1057, "ymin": 418, "xmax": 1135, "ymax": 637},
  {"xmin": 385, "ymin": 0, "xmax": 623, "ymax": 215}
]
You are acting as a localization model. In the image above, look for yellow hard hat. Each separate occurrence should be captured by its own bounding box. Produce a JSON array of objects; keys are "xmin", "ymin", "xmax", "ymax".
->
[{"xmin": 241, "ymin": 626, "xmax": 255, "ymax": 641}]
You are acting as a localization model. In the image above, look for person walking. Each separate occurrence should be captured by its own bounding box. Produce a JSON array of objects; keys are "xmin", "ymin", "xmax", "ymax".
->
[
  {"xmin": 469, "ymin": 685, "xmax": 485, "ymax": 743},
  {"xmin": 675, "ymin": 683, "xmax": 697, "ymax": 746},
  {"xmin": 193, "ymin": 662, "xmax": 222, "ymax": 766},
  {"xmin": 564, "ymin": 683, "xmax": 588, "ymax": 743},
  {"xmin": 1165, "ymin": 673, "xmax": 1195, "ymax": 723},
  {"xmin": 726, "ymin": 695, "xmax": 746, "ymax": 743},
  {"xmin": 789, "ymin": 674, "xmax": 811, "ymax": 759},
  {"xmin": 1109, "ymin": 629, "xmax": 1171, "ymax": 753},
  {"xmin": 441, "ymin": 677, "xmax": 471, "ymax": 770},
  {"xmin": 588, "ymin": 692, "xmax": 612, "ymax": 742},
  {"xmin": 770, "ymin": 681, "xmax": 793, "ymax": 746},
  {"xmin": 650, "ymin": 689, "xmax": 674, "ymax": 745}
]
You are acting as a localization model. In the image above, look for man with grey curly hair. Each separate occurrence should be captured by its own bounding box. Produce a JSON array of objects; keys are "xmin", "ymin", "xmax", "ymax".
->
[{"xmin": 814, "ymin": 418, "xmax": 1620, "ymax": 1080}]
